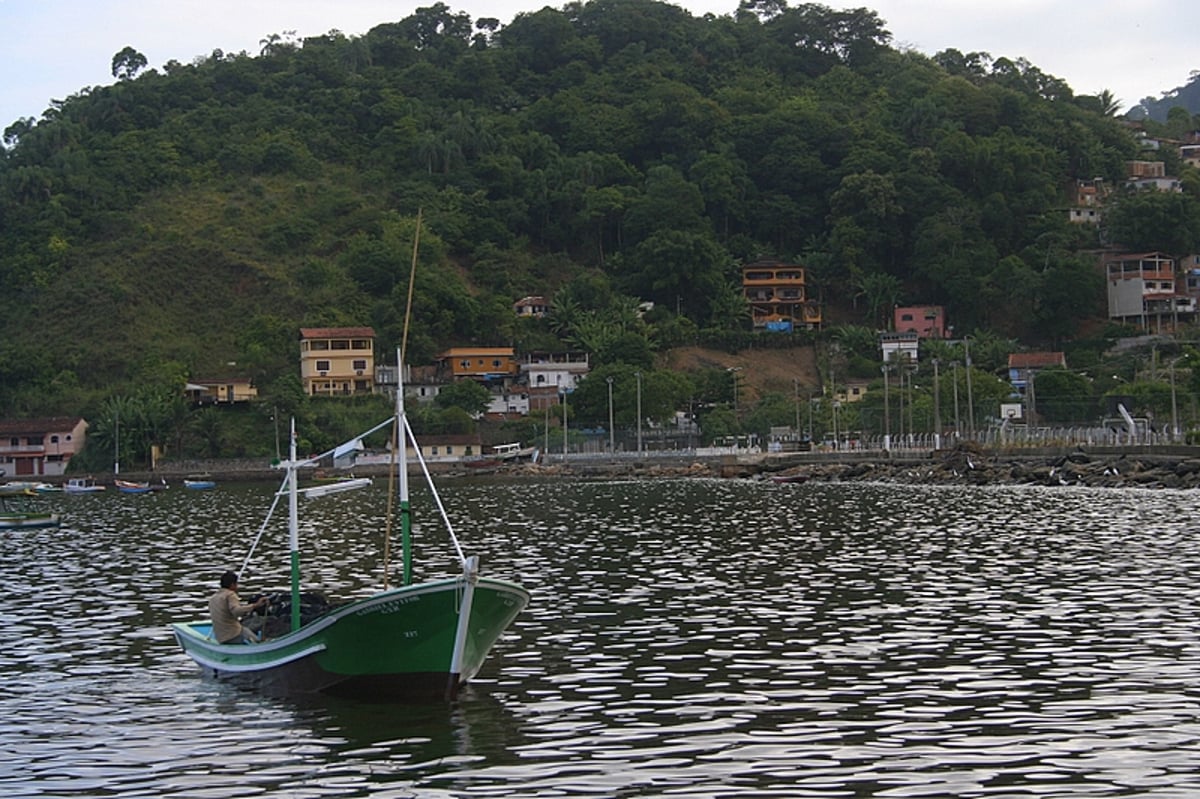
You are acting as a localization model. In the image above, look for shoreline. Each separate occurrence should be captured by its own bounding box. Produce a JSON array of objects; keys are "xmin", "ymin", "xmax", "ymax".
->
[{"xmin": 30, "ymin": 444, "xmax": 1200, "ymax": 491}]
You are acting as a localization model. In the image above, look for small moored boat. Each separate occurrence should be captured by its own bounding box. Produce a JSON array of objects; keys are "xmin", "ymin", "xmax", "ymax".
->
[
  {"xmin": 115, "ymin": 478, "xmax": 169, "ymax": 494},
  {"xmin": 64, "ymin": 477, "xmax": 105, "ymax": 494},
  {"xmin": 0, "ymin": 486, "xmax": 60, "ymax": 530}
]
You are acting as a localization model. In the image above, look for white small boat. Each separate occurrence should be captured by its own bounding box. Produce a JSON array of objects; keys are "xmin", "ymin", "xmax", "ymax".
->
[
  {"xmin": 3, "ymin": 480, "xmax": 59, "ymax": 493},
  {"xmin": 64, "ymin": 477, "xmax": 105, "ymax": 494}
]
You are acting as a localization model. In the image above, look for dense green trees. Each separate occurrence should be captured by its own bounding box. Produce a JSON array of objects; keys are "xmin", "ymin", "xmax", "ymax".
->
[{"xmin": 3, "ymin": 0, "xmax": 1200, "ymax": 451}]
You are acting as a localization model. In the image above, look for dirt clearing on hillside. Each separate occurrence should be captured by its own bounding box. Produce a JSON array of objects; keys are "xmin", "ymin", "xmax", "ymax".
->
[{"xmin": 660, "ymin": 345, "xmax": 822, "ymax": 405}]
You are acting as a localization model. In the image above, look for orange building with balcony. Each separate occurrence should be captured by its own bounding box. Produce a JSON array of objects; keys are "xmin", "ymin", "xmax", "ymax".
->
[
  {"xmin": 434, "ymin": 347, "xmax": 519, "ymax": 383},
  {"xmin": 741, "ymin": 259, "xmax": 821, "ymax": 330}
]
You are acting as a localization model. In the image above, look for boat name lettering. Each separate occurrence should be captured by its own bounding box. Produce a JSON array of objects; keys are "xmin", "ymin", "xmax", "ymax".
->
[{"xmin": 366, "ymin": 596, "xmax": 421, "ymax": 615}]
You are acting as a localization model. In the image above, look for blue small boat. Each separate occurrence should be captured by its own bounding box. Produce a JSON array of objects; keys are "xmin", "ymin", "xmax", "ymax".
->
[{"xmin": 183, "ymin": 477, "xmax": 217, "ymax": 490}]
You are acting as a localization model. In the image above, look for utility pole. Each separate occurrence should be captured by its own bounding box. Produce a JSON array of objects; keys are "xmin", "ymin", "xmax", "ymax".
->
[
  {"xmin": 606, "ymin": 376, "xmax": 615, "ymax": 453},
  {"xmin": 932, "ymin": 358, "xmax": 941, "ymax": 449},
  {"xmin": 635, "ymin": 370, "xmax": 643, "ymax": 456},
  {"xmin": 882, "ymin": 363, "xmax": 890, "ymax": 450},
  {"xmin": 964, "ymin": 337, "xmax": 975, "ymax": 435}
]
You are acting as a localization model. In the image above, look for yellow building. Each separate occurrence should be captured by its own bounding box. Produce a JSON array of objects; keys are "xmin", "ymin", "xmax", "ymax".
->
[
  {"xmin": 185, "ymin": 377, "xmax": 258, "ymax": 404},
  {"xmin": 299, "ymin": 327, "xmax": 375, "ymax": 396}
]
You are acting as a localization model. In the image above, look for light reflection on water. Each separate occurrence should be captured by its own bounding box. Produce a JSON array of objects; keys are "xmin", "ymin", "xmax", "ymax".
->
[{"xmin": 3, "ymin": 479, "xmax": 1200, "ymax": 797}]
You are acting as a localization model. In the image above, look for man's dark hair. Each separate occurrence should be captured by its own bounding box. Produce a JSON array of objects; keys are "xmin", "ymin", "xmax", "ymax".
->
[{"xmin": 220, "ymin": 571, "xmax": 238, "ymax": 589}]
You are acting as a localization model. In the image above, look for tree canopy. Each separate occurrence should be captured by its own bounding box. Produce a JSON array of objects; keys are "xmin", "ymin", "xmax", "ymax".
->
[{"xmin": 0, "ymin": 0, "xmax": 1195, "ymax": 431}]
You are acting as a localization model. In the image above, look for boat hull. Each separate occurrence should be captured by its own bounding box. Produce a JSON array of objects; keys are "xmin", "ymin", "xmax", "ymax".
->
[
  {"xmin": 171, "ymin": 576, "xmax": 529, "ymax": 699},
  {"xmin": 0, "ymin": 512, "xmax": 60, "ymax": 530}
]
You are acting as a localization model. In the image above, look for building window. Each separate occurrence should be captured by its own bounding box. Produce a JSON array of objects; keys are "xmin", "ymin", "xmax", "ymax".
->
[
  {"xmin": 331, "ymin": 339, "xmax": 350, "ymax": 350},
  {"xmin": 316, "ymin": 360, "xmax": 331, "ymax": 371},
  {"xmin": 353, "ymin": 359, "xmax": 367, "ymax": 371},
  {"xmin": 310, "ymin": 340, "xmax": 329, "ymax": 350},
  {"xmin": 50, "ymin": 435, "xmax": 59, "ymax": 443}
]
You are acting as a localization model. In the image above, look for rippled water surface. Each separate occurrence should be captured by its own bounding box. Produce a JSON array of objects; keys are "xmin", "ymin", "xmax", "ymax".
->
[{"xmin": 4, "ymin": 478, "xmax": 1200, "ymax": 797}]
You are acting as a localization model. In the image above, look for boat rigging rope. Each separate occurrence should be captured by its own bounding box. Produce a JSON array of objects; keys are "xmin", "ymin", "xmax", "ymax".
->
[
  {"xmin": 239, "ymin": 472, "xmax": 288, "ymax": 578},
  {"xmin": 404, "ymin": 415, "xmax": 467, "ymax": 569}
]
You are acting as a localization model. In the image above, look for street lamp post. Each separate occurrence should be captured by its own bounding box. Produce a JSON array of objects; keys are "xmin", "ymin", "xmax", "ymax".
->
[
  {"xmin": 832, "ymin": 400, "xmax": 841, "ymax": 450},
  {"xmin": 635, "ymin": 370, "xmax": 643, "ymax": 456},
  {"xmin": 793, "ymin": 378, "xmax": 801, "ymax": 439},
  {"xmin": 964, "ymin": 337, "xmax": 975, "ymax": 435},
  {"xmin": 606, "ymin": 376, "xmax": 615, "ymax": 453},
  {"xmin": 727, "ymin": 366, "xmax": 742, "ymax": 412},
  {"xmin": 881, "ymin": 363, "xmax": 891, "ymax": 450},
  {"xmin": 808, "ymin": 393, "xmax": 815, "ymax": 442},
  {"xmin": 932, "ymin": 358, "xmax": 941, "ymax": 450},
  {"xmin": 1171, "ymin": 361, "xmax": 1180, "ymax": 441},
  {"xmin": 561, "ymin": 389, "xmax": 568, "ymax": 461},
  {"xmin": 952, "ymin": 361, "xmax": 961, "ymax": 437}
]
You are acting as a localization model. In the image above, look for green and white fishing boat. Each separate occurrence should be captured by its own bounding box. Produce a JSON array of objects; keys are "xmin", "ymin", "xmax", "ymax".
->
[
  {"xmin": 0, "ymin": 485, "xmax": 61, "ymax": 530},
  {"xmin": 170, "ymin": 350, "xmax": 530, "ymax": 699}
]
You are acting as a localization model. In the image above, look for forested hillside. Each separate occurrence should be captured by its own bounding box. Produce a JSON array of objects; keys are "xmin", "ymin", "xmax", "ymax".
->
[{"xmin": 3, "ymin": 0, "xmax": 1199, "ymax": 448}]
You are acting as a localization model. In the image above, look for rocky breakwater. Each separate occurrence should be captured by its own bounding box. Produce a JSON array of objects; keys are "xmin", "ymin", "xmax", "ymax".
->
[{"xmin": 761, "ymin": 447, "xmax": 1200, "ymax": 490}]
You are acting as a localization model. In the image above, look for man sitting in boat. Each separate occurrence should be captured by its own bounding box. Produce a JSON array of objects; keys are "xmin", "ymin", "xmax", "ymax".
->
[{"xmin": 208, "ymin": 571, "xmax": 268, "ymax": 644}]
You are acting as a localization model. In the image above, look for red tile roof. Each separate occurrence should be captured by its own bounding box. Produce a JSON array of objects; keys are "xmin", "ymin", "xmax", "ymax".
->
[
  {"xmin": 1008, "ymin": 352, "xmax": 1066, "ymax": 369},
  {"xmin": 299, "ymin": 327, "xmax": 375, "ymax": 339},
  {"xmin": 0, "ymin": 416, "xmax": 85, "ymax": 435}
]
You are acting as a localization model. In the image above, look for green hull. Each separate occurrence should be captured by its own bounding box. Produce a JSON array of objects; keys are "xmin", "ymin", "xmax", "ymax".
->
[
  {"xmin": 0, "ymin": 512, "xmax": 60, "ymax": 530},
  {"xmin": 172, "ymin": 576, "xmax": 529, "ymax": 698}
]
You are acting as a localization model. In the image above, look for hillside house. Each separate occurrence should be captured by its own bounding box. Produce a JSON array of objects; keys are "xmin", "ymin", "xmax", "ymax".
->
[
  {"xmin": 835, "ymin": 380, "xmax": 870, "ymax": 403},
  {"xmin": 1065, "ymin": 178, "xmax": 1107, "ymax": 225},
  {"xmin": 513, "ymin": 296, "xmax": 550, "ymax": 318},
  {"xmin": 434, "ymin": 347, "xmax": 519, "ymax": 384},
  {"xmin": 741, "ymin": 259, "xmax": 821, "ymax": 331},
  {"xmin": 374, "ymin": 363, "xmax": 443, "ymax": 404},
  {"xmin": 413, "ymin": 433, "xmax": 484, "ymax": 462},
  {"xmin": 893, "ymin": 305, "xmax": 947, "ymax": 338},
  {"xmin": 520, "ymin": 351, "xmax": 590, "ymax": 411},
  {"xmin": 1105, "ymin": 252, "xmax": 1195, "ymax": 331},
  {"xmin": 0, "ymin": 416, "xmax": 88, "ymax": 477},
  {"xmin": 1008, "ymin": 352, "xmax": 1067, "ymax": 396},
  {"xmin": 880, "ymin": 331, "xmax": 919, "ymax": 364},
  {"xmin": 1125, "ymin": 160, "xmax": 1181, "ymax": 192},
  {"xmin": 299, "ymin": 327, "xmax": 375, "ymax": 396},
  {"xmin": 184, "ymin": 376, "xmax": 258, "ymax": 404}
]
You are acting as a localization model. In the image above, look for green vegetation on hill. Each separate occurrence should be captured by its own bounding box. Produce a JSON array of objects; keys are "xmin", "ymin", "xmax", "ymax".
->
[{"xmin": 5, "ymin": 0, "xmax": 1200, "ymax": 462}]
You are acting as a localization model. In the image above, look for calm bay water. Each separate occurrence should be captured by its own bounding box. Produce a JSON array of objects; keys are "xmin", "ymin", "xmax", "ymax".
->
[{"xmin": 4, "ymin": 477, "xmax": 1200, "ymax": 797}]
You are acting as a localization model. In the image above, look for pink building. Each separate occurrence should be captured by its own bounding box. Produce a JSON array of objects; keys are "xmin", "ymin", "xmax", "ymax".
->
[
  {"xmin": 893, "ymin": 305, "xmax": 946, "ymax": 338},
  {"xmin": 0, "ymin": 416, "xmax": 89, "ymax": 477}
]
